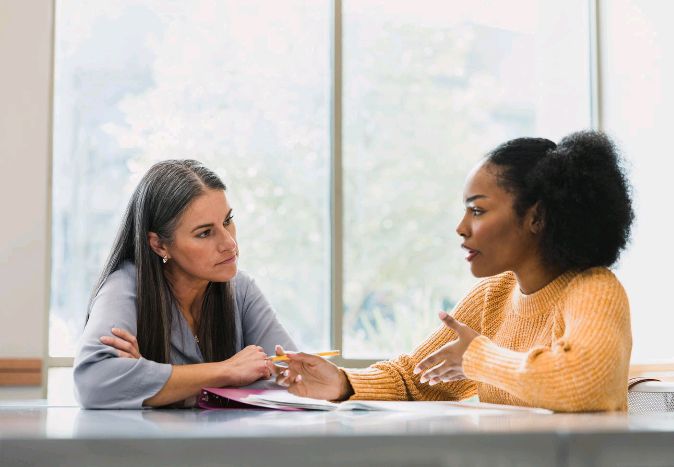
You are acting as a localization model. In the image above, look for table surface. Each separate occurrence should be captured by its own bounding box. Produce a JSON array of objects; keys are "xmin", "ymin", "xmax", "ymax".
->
[{"xmin": 2, "ymin": 401, "xmax": 674, "ymax": 467}]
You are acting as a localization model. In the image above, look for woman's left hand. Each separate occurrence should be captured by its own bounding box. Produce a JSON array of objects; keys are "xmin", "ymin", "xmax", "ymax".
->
[
  {"xmin": 100, "ymin": 328, "xmax": 142, "ymax": 359},
  {"xmin": 414, "ymin": 312, "xmax": 480, "ymax": 385}
]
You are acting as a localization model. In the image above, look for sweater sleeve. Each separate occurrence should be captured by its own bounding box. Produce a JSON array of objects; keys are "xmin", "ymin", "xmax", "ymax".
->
[
  {"xmin": 462, "ymin": 268, "xmax": 631, "ymax": 412},
  {"xmin": 73, "ymin": 264, "xmax": 172, "ymax": 409},
  {"xmin": 344, "ymin": 277, "xmax": 496, "ymax": 401}
]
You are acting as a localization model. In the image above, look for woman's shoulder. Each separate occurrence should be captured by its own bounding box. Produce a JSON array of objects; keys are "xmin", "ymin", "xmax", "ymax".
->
[
  {"xmin": 88, "ymin": 261, "xmax": 138, "ymax": 321},
  {"xmin": 556, "ymin": 267, "xmax": 629, "ymax": 319},
  {"xmin": 97, "ymin": 261, "xmax": 137, "ymax": 296},
  {"xmin": 230, "ymin": 269, "xmax": 257, "ymax": 302},
  {"xmin": 230, "ymin": 269, "xmax": 253, "ymax": 289},
  {"xmin": 566, "ymin": 266, "xmax": 626, "ymax": 295}
]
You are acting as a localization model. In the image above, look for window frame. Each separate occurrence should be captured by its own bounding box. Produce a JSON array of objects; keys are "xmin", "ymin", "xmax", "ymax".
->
[{"xmin": 47, "ymin": 0, "xmax": 599, "ymax": 371}]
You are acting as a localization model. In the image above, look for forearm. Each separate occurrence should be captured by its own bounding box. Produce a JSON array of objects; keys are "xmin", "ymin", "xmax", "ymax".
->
[
  {"xmin": 143, "ymin": 362, "xmax": 228, "ymax": 407},
  {"xmin": 464, "ymin": 273, "xmax": 632, "ymax": 412},
  {"xmin": 346, "ymin": 352, "xmax": 476, "ymax": 401},
  {"xmin": 463, "ymin": 336, "xmax": 630, "ymax": 411}
]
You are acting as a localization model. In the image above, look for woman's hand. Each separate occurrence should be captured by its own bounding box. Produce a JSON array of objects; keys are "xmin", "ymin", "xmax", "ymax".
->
[
  {"xmin": 270, "ymin": 345, "xmax": 291, "ymax": 379},
  {"xmin": 100, "ymin": 328, "xmax": 142, "ymax": 359},
  {"xmin": 222, "ymin": 345, "xmax": 274, "ymax": 387},
  {"xmin": 414, "ymin": 312, "xmax": 480, "ymax": 385},
  {"xmin": 275, "ymin": 348, "xmax": 352, "ymax": 401}
]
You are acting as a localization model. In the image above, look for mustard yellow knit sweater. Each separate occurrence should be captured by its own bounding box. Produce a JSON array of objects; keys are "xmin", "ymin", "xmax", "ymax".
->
[{"xmin": 345, "ymin": 267, "xmax": 631, "ymax": 412}]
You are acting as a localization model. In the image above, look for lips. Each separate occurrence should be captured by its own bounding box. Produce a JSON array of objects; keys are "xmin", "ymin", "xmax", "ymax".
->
[
  {"xmin": 216, "ymin": 254, "xmax": 237, "ymax": 266},
  {"xmin": 461, "ymin": 244, "xmax": 480, "ymax": 262}
]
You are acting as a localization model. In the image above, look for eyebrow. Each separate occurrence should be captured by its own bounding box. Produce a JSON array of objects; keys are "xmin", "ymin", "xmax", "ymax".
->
[
  {"xmin": 190, "ymin": 209, "xmax": 233, "ymax": 233},
  {"xmin": 465, "ymin": 194, "xmax": 487, "ymax": 204}
]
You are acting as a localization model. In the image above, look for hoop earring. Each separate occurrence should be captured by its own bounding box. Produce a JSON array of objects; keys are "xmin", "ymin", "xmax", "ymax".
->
[{"xmin": 162, "ymin": 255, "xmax": 168, "ymax": 264}]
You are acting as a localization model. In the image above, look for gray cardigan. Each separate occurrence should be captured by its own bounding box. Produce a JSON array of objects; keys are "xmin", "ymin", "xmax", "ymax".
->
[{"xmin": 73, "ymin": 261, "xmax": 296, "ymax": 409}]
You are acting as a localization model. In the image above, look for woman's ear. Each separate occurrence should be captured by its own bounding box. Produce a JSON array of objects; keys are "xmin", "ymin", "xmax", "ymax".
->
[
  {"xmin": 527, "ymin": 202, "xmax": 545, "ymax": 235},
  {"xmin": 147, "ymin": 232, "xmax": 169, "ymax": 259}
]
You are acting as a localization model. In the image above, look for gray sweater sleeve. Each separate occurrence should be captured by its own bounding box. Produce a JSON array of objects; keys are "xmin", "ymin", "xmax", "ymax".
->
[
  {"xmin": 235, "ymin": 271, "xmax": 298, "ymax": 353},
  {"xmin": 73, "ymin": 264, "xmax": 172, "ymax": 409}
]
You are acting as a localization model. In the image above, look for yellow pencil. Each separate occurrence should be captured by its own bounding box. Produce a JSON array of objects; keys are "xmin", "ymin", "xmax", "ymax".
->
[{"xmin": 270, "ymin": 350, "xmax": 341, "ymax": 362}]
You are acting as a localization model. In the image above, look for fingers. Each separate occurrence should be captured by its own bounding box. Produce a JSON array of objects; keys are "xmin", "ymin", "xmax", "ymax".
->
[
  {"xmin": 111, "ymin": 327, "xmax": 138, "ymax": 346},
  {"xmin": 276, "ymin": 367, "xmax": 301, "ymax": 387},
  {"xmin": 275, "ymin": 344, "xmax": 286, "ymax": 356},
  {"xmin": 237, "ymin": 345, "xmax": 272, "ymax": 379},
  {"xmin": 242, "ymin": 345, "xmax": 266, "ymax": 354},
  {"xmin": 264, "ymin": 360, "xmax": 276, "ymax": 379},
  {"xmin": 424, "ymin": 373, "xmax": 465, "ymax": 386},
  {"xmin": 438, "ymin": 311, "xmax": 463, "ymax": 333},
  {"xmin": 286, "ymin": 376, "xmax": 306, "ymax": 397},
  {"xmin": 275, "ymin": 368, "xmax": 290, "ymax": 386},
  {"xmin": 239, "ymin": 345, "xmax": 269, "ymax": 361},
  {"xmin": 277, "ymin": 356, "xmax": 308, "ymax": 387},
  {"xmin": 286, "ymin": 352, "xmax": 322, "ymax": 365},
  {"xmin": 271, "ymin": 362, "xmax": 287, "ymax": 377},
  {"xmin": 414, "ymin": 348, "xmax": 444, "ymax": 375},
  {"xmin": 420, "ymin": 362, "xmax": 463, "ymax": 384},
  {"xmin": 100, "ymin": 335, "xmax": 140, "ymax": 358},
  {"xmin": 103, "ymin": 328, "xmax": 141, "ymax": 358}
]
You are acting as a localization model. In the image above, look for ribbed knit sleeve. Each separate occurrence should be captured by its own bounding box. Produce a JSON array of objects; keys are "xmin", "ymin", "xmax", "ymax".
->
[
  {"xmin": 344, "ymin": 276, "xmax": 499, "ymax": 401},
  {"xmin": 462, "ymin": 268, "xmax": 631, "ymax": 412}
]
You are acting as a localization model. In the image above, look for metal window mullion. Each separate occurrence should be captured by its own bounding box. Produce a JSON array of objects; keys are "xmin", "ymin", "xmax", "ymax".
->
[
  {"xmin": 589, "ymin": 0, "xmax": 603, "ymax": 130},
  {"xmin": 330, "ymin": 0, "xmax": 344, "ymax": 361},
  {"xmin": 43, "ymin": 0, "xmax": 57, "ymax": 398}
]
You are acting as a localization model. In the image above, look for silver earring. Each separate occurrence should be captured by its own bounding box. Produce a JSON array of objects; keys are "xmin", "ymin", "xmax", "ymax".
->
[{"xmin": 162, "ymin": 255, "xmax": 168, "ymax": 264}]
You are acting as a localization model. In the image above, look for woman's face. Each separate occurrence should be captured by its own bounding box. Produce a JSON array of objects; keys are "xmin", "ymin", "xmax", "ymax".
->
[
  {"xmin": 456, "ymin": 162, "xmax": 540, "ymax": 278},
  {"xmin": 164, "ymin": 188, "xmax": 239, "ymax": 283}
]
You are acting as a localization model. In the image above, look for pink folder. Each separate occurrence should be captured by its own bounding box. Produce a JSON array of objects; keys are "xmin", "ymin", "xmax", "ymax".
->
[{"xmin": 198, "ymin": 387, "xmax": 302, "ymax": 411}]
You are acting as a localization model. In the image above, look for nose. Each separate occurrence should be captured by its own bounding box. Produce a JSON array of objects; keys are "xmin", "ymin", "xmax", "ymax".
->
[
  {"xmin": 456, "ymin": 214, "xmax": 469, "ymax": 239},
  {"xmin": 217, "ymin": 226, "xmax": 237, "ymax": 252}
]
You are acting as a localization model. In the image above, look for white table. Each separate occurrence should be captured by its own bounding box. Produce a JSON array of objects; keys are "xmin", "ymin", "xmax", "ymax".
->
[{"xmin": 2, "ymin": 401, "xmax": 674, "ymax": 467}]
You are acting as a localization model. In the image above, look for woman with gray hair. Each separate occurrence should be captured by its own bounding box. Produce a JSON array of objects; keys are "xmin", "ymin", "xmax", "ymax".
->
[{"xmin": 74, "ymin": 160, "xmax": 296, "ymax": 408}]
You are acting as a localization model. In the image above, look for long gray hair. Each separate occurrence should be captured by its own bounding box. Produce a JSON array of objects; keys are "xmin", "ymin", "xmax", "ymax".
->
[{"xmin": 87, "ymin": 160, "xmax": 237, "ymax": 363}]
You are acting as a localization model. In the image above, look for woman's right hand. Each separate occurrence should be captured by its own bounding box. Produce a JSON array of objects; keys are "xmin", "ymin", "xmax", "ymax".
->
[
  {"xmin": 277, "ymin": 351, "xmax": 353, "ymax": 401},
  {"xmin": 222, "ymin": 345, "xmax": 273, "ymax": 387}
]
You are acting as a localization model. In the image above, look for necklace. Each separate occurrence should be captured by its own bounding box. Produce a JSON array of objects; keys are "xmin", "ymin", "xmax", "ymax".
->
[{"xmin": 194, "ymin": 335, "xmax": 200, "ymax": 344}]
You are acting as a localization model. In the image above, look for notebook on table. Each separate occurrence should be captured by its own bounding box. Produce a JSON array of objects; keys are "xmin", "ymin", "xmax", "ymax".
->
[{"xmin": 198, "ymin": 387, "xmax": 553, "ymax": 414}]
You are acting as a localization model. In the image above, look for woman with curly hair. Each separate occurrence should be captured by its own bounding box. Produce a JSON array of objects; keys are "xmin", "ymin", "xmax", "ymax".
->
[{"xmin": 278, "ymin": 130, "xmax": 634, "ymax": 412}]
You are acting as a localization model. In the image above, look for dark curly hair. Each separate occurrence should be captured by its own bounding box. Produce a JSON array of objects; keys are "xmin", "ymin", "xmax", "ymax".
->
[{"xmin": 486, "ymin": 130, "xmax": 634, "ymax": 271}]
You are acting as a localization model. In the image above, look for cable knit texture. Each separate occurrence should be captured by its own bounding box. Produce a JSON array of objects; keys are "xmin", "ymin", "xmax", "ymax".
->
[{"xmin": 344, "ymin": 267, "xmax": 631, "ymax": 412}]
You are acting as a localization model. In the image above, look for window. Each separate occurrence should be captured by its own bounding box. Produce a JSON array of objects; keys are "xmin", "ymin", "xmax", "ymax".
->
[
  {"xmin": 51, "ymin": 0, "xmax": 592, "ymax": 363},
  {"xmin": 600, "ymin": 0, "xmax": 674, "ymax": 363},
  {"xmin": 341, "ymin": 0, "xmax": 591, "ymax": 358},
  {"xmin": 51, "ymin": 0, "xmax": 331, "ymax": 356}
]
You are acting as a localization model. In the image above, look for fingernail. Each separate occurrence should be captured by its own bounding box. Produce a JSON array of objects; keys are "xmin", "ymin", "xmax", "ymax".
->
[
  {"xmin": 111, "ymin": 327, "xmax": 119, "ymax": 332},
  {"xmin": 420, "ymin": 376, "xmax": 428, "ymax": 383},
  {"xmin": 413, "ymin": 367, "xmax": 421, "ymax": 375},
  {"xmin": 429, "ymin": 379, "xmax": 437, "ymax": 386},
  {"xmin": 99, "ymin": 336, "xmax": 109, "ymax": 343},
  {"xmin": 295, "ymin": 375, "xmax": 302, "ymax": 382},
  {"xmin": 438, "ymin": 312, "xmax": 448, "ymax": 319},
  {"xmin": 282, "ymin": 370, "xmax": 289, "ymax": 377}
]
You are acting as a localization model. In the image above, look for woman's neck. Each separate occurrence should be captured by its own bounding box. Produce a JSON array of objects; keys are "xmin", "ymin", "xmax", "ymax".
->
[
  {"xmin": 163, "ymin": 264, "xmax": 208, "ymax": 320},
  {"xmin": 513, "ymin": 258, "xmax": 564, "ymax": 295}
]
